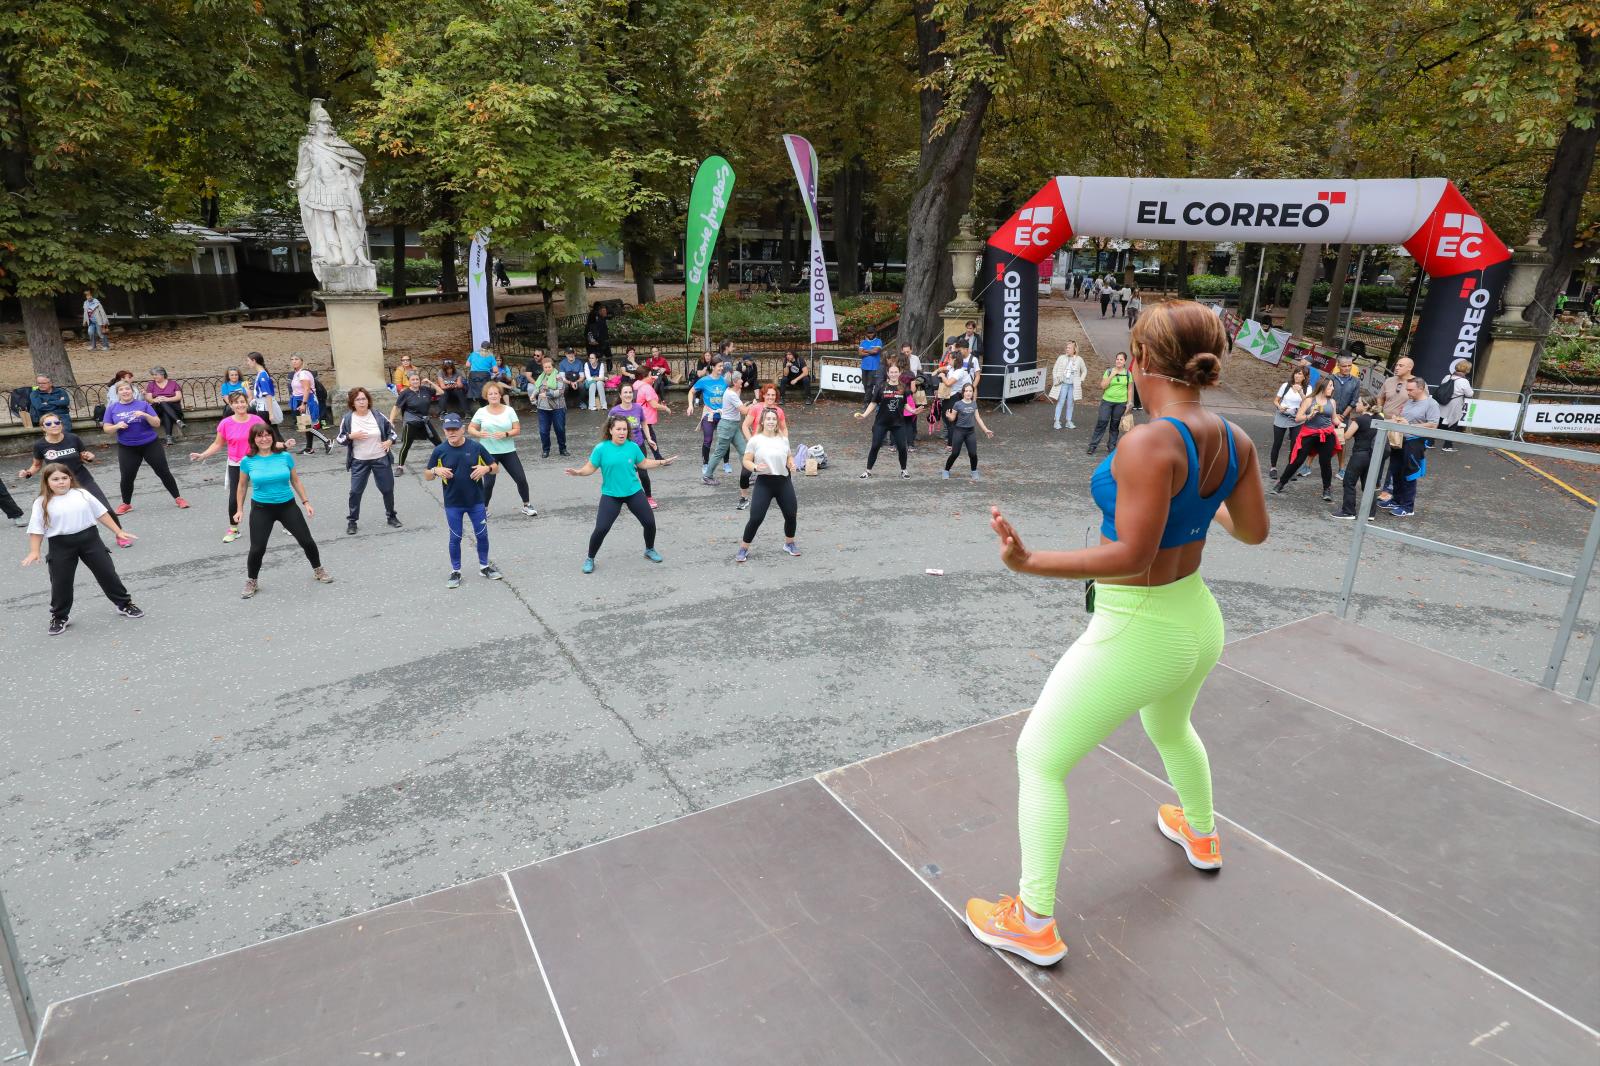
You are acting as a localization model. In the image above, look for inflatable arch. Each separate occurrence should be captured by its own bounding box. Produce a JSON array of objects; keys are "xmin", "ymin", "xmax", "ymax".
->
[{"xmin": 980, "ymin": 177, "xmax": 1510, "ymax": 395}]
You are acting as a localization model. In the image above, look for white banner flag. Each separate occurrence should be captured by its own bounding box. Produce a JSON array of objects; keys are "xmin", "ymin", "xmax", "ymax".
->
[
  {"xmin": 782, "ymin": 134, "xmax": 837, "ymax": 344},
  {"xmin": 468, "ymin": 228, "xmax": 492, "ymax": 351},
  {"xmin": 1233, "ymin": 317, "xmax": 1290, "ymax": 365}
]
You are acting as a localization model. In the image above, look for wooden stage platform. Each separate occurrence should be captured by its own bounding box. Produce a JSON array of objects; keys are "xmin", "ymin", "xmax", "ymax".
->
[{"xmin": 30, "ymin": 615, "xmax": 1600, "ymax": 1064}]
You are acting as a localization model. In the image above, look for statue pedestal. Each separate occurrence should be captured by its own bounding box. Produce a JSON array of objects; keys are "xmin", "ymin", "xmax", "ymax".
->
[
  {"xmin": 315, "ymin": 263, "xmax": 377, "ymax": 292},
  {"xmin": 940, "ymin": 299, "xmax": 980, "ymax": 352},
  {"xmin": 319, "ymin": 291, "xmax": 387, "ymax": 396}
]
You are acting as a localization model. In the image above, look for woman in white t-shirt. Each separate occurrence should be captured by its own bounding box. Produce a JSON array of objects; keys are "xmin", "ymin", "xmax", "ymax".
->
[
  {"xmin": 735, "ymin": 408, "xmax": 800, "ymax": 563},
  {"xmin": 22, "ymin": 464, "xmax": 142, "ymax": 635},
  {"xmin": 1268, "ymin": 366, "xmax": 1308, "ymax": 478},
  {"xmin": 335, "ymin": 386, "xmax": 402, "ymax": 534}
]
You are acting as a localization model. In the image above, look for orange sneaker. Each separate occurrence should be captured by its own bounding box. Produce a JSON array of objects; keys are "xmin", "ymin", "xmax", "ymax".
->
[
  {"xmin": 964, "ymin": 895, "xmax": 1067, "ymax": 966},
  {"xmin": 1157, "ymin": 804, "xmax": 1221, "ymax": 870}
]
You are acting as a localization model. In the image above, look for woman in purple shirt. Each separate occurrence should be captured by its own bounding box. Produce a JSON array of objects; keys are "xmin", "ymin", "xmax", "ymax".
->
[
  {"xmin": 143, "ymin": 366, "xmax": 185, "ymax": 444},
  {"xmin": 102, "ymin": 380, "xmax": 188, "ymax": 514},
  {"xmin": 607, "ymin": 382, "xmax": 656, "ymax": 507}
]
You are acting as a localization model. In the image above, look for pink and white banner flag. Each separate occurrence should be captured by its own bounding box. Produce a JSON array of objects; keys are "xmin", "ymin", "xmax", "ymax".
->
[{"xmin": 782, "ymin": 134, "xmax": 837, "ymax": 344}]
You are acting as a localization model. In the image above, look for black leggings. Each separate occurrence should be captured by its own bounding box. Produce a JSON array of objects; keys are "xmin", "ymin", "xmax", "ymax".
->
[
  {"xmin": 226, "ymin": 465, "xmax": 242, "ymax": 526},
  {"xmin": 0, "ymin": 477, "xmax": 19, "ymax": 520},
  {"xmin": 741, "ymin": 474, "xmax": 797, "ymax": 543},
  {"xmin": 483, "ymin": 450, "xmax": 529, "ymax": 507},
  {"xmin": 397, "ymin": 420, "xmax": 441, "ymax": 466},
  {"xmin": 1277, "ymin": 432, "xmax": 1336, "ymax": 491},
  {"xmin": 945, "ymin": 426, "xmax": 978, "ymax": 471},
  {"xmin": 1270, "ymin": 424, "xmax": 1292, "ymax": 468},
  {"xmin": 75, "ymin": 469, "xmax": 111, "ymax": 512},
  {"xmin": 246, "ymin": 499, "xmax": 321, "ymax": 578},
  {"xmin": 47, "ymin": 526, "xmax": 131, "ymax": 620},
  {"xmin": 117, "ymin": 440, "xmax": 180, "ymax": 504},
  {"xmin": 587, "ymin": 491, "xmax": 655, "ymax": 558},
  {"xmin": 152, "ymin": 401, "xmax": 182, "ymax": 435},
  {"xmin": 867, "ymin": 420, "xmax": 909, "ymax": 471},
  {"xmin": 1088, "ymin": 401, "xmax": 1126, "ymax": 450}
]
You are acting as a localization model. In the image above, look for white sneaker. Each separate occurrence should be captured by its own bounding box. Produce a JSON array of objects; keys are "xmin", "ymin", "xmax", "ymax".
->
[
  {"xmin": 1067, "ymin": 421, "xmax": 1076, "ymax": 429},
  {"xmin": 521, "ymin": 503, "xmax": 538, "ymax": 516}
]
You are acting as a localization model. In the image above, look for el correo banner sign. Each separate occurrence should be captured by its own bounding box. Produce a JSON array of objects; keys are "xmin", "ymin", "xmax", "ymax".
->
[
  {"xmin": 1002, "ymin": 366, "xmax": 1046, "ymax": 398},
  {"xmin": 468, "ymin": 228, "xmax": 492, "ymax": 351},
  {"xmin": 684, "ymin": 156, "xmax": 735, "ymax": 337},
  {"xmin": 818, "ymin": 361, "xmax": 865, "ymax": 394},
  {"xmin": 782, "ymin": 134, "xmax": 838, "ymax": 344},
  {"xmin": 1523, "ymin": 403, "xmax": 1600, "ymax": 435},
  {"xmin": 984, "ymin": 176, "xmax": 1510, "ymax": 392}
]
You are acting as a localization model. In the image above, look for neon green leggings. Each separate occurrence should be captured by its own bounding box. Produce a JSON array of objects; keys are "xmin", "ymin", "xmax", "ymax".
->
[{"xmin": 1017, "ymin": 571, "xmax": 1223, "ymax": 916}]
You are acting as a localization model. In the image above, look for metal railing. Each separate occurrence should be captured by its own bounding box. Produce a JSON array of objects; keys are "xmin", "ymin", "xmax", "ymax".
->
[
  {"xmin": 1, "ymin": 884, "xmax": 36, "ymax": 1055},
  {"xmin": 1338, "ymin": 420, "xmax": 1600, "ymax": 701},
  {"xmin": 3, "ymin": 373, "xmax": 298, "ymax": 429}
]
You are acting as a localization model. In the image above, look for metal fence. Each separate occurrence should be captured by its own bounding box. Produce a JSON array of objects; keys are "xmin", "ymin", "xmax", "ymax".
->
[
  {"xmin": 1338, "ymin": 419, "xmax": 1600, "ymax": 701},
  {"xmin": 3, "ymin": 373, "xmax": 299, "ymax": 429}
]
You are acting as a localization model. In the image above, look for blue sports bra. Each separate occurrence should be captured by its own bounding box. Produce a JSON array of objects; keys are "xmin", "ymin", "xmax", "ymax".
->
[{"xmin": 1090, "ymin": 417, "xmax": 1240, "ymax": 548}]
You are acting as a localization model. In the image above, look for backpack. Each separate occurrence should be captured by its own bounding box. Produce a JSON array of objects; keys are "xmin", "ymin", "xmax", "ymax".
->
[
  {"xmin": 800, "ymin": 443, "xmax": 827, "ymax": 469},
  {"xmin": 313, "ymin": 376, "xmax": 330, "ymax": 411},
  {"xmin": 1431, "ymin": 378, "xmax": 1456, "ymax": 406}
]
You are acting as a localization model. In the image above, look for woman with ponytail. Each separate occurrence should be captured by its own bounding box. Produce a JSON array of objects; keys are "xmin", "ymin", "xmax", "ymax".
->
[{"xmin": 966, "ymin": 300, "xmax": 1269, "ymax": 967}]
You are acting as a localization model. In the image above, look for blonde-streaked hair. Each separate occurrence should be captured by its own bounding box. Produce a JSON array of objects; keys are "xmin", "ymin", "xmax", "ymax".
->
[{"xmin": 1129, "ymin": 300, "xmax": 1227, "ymax": 388}]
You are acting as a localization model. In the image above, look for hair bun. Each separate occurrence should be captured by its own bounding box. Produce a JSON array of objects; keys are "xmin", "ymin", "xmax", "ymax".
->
[{"xmin": 1183, "ymin": 352, "xmax": 1222, "ymax": 388}]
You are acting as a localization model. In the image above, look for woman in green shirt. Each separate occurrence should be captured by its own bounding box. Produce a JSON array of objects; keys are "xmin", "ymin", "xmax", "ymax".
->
[
  {"xmin": 1086, "ymin": 352, "xmax": 1132, "ymax": 455},
  {"xmin": 469, "ymin": 382, "xmax": 536, "ymax": 516},
  {"xmin": 565, "ymin": 415, "xmax": 676, "ymax": 574}
]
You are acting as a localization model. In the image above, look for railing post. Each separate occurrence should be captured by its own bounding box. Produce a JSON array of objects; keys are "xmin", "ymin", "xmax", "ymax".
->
[
  {"xmin": 0, "ymin": 885, "xmax": 36, "ymax": 1053},
  {"xmin": 1543, "ymin": 499, "xmax": 1600, "ymax": 689},
  {"xmin": 1336, "ymin": 439, "xmax": 1387, "ymax": 618}
]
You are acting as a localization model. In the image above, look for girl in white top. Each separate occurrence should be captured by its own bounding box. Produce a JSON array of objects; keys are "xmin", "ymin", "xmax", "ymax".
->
[
  {"xmin": 735, "ymin": 408, "xmax": 800, "ymax": 563},
  {"xmin": 1050, "ymin": 341, "xmax": 1086, "ymax": 430},
  {"xmin": 1269, "ymin": 366, "xmax": 1308, "ymax": 477},
  {"xmin": 22, "ymin": 464, "xmax": 141, "ymax": 635}
]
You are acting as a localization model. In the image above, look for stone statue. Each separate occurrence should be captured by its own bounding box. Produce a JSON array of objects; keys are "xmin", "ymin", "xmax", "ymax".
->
[{"xmin": 290, "ymin": 99, "xmax": 375, "ymax": 290}]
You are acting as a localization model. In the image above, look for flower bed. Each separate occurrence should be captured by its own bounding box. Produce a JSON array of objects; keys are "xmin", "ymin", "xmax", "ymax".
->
[{"xmin": 611, "ymin": 291, "xmax": 899, "ymax": 343}]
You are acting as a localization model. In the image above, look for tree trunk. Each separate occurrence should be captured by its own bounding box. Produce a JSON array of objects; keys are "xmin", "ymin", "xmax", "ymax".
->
[
  {"xmin": 1238, "ymin": 243, "xmax": 1262, "ymax": 319},
  {"xmin": 899, "ymin": 0, "xmax": 1001, "ymax": 358},
  {"xmin": 1175, "ymin": 240, "xmax": 1191, "ymax": 297},
  {"xmin": 439, "ymin": 231, "xmax": 459, "ymax": 294},
  {"xmin": 1285, "ymin": 243, "xmax": 1323, "ymax": 338},
  {"xmin": 833, "ymin": 155, "xmax": 866, "ymax": 297},
  {"xmin": 542, "ymin": 288, "xmax": 559, "ymax": 355},
  {"xmin": 626, "ymin": 240, "xmax": 658, "ymax": 305},
  {"xmin": 778, "ymin": 199, "xmax": 794, "ymax": 287},
  {"xmin": 1321, "ymin": 242, "xmax": 1354, "ymax": 345},
  {"xmin": 787, "ymin": 191, "xmax": 803, "ymax": 284},
  {"xmin": 392, "ymin": 223, "xmax": 408, "ymax": 301},
  {"xmin": 21, "ymin": 295, "xmax": 76, "ymax": 386},
  {"xmin": 1522, "ymin": 28, "xmax": 1600, "ymax": 392}
]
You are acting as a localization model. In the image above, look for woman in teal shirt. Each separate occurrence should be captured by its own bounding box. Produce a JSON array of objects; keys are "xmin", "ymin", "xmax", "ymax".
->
[
  {"xmin": 565, "ymin": 415, "xmax": 676, "ymax": 573},
  {"xmin": 469, "ymin": 381, "xmax": 536, "ymax": 516},
  {"xmin": 235, "ymin": 423, "xmax": 331, "ymax": 598}
]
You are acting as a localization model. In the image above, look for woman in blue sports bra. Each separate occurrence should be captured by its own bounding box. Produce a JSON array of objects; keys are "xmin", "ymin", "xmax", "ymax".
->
[{"xmin": 966, "ymin": 300, "xmax": 1271, "ymax": 967}]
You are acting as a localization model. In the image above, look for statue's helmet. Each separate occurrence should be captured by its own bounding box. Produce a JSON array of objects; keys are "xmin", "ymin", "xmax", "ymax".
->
[{"xmin": 307, "ymin": 98, "xmax": 333, "ymax": 132}]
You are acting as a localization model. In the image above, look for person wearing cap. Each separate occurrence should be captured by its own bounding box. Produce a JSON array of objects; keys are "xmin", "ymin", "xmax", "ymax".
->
[
  {"xmin": 143, "ymin": 367, "xmax": 185, "ymax": 444},
  {"xmin": 424, "ymin": 413, "xmax": 503, "ymax": 588},
  {"xmin": 858, "ymin": 329, "xmax": 883, "ymax": 390},
  {"xmin": 1329, "ymin": 352, "xmax": 1362, "ymax": 478}
]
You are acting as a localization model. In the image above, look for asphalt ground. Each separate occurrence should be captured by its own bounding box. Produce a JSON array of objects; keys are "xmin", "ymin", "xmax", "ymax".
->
[{"xmin": 3, "ymin": 383, "xmax": 1595, "ymax": 1053}]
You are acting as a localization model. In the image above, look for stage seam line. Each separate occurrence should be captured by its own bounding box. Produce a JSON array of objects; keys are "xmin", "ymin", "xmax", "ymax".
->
[
  {"xmin": 814, "ymin": 778, "xmax": 1120, "ymax": 1066},
  {"xmin": 504, "ymin": 873, "xmax": 581, "ymax": 1066},
  {"xmin": 1096, "ymin": 744, "xmax": 1600, "ymax": 1039},
  {"xmin": 1217, "ymin": 611, "xmax": 1333, "ymax": 648},
  {"xmin": 1216, "ymin": 661, "xmax": 1600, "ymax": 827}
]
